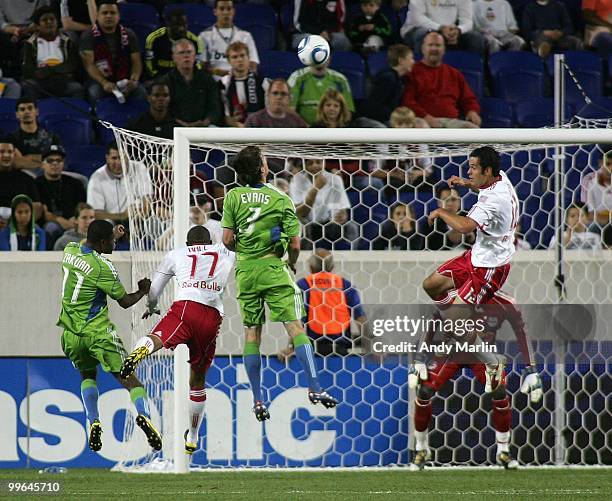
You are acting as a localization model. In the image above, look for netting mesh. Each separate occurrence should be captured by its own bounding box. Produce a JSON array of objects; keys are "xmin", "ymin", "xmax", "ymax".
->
[{"xmin": 110, "ymin": 123, "xmax": 611, "ymax": 470}]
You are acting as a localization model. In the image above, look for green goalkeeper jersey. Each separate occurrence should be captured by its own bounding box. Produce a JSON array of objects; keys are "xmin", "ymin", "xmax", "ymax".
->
[
  {"xmin": 221, "ymin": 183, "xmax": 300, "ymax": 262},
  {"xmin": 57, "ymin": 242, "xmax": 126, "ymax": 336}
]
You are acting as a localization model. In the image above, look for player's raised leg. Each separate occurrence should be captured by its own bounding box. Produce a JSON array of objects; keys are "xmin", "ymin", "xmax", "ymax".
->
[
  {"xmin": 80, "ymin": 371, "xmax": 102, "ymax": 452},
  {"xmin": 185, "ymin": 368, "xmax": 207, "ymax": 454},
  {"xmin": 120, "ymin": 333, "xmax": 164, "ymax": 379},
  {"xmin": 243, "ymin": 325, "xmax": 270, "ymax": 421}
]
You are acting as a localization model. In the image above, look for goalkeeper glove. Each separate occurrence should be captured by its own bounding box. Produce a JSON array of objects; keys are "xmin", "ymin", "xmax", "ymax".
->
[
  {"xmin": 520, "ymin": 366, "xmax": 543, "ymax": 403},
  {"xmin": 408, "ymin": 360, "xmax": 428, "ymax": 389}
]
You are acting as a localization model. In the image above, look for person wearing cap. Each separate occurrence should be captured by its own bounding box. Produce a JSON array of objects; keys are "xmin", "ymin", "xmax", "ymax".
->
[
  {"xmin": 0, "ymin": 194, "xmax": 46, "ymax": 251},
  {"xmin": 21, "ymin": 5, "xmax": 84, "ymax": 100},
  {"xmin": 36, "ymin": 144, "xmax": 86, "ymax": 249}
]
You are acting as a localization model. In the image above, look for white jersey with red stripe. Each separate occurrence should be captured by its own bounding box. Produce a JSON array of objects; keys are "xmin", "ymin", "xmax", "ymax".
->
[
  {"xmin": 148, "ymin": 243, "xmax": 235, "ymax": 314},
  {"xmin": 466, "ymin": 170, "xmax": 519, "ymax": 268}
]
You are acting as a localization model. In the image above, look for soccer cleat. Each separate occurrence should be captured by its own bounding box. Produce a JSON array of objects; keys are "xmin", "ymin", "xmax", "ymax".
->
[
  {"xmin": 88, "ymin": 419, "xmax": 102, "ymax": 452},
  {"xmin": 497, "ymin": 451, "xmax": 518, "ymax": 470},
  {"xmin": 252, "ymin": 401, "xmax": 270, "ymax": 422},
  {"xmin": 308, "ymin": 390, "xmax": 339, "ymax": 409},
  {"xmin": 136, "ymin": 414, "xmax": 162, "ymax": 451},
  {"xmin": 184, "ymin": 430, "xmax": 197, "ymax": 455},
  {"xmin": 120, "ymin": 346, "xmax": 149, "ymax": 379},
  {"xmin": 409, "ymin": 450, "xmax": 428, "ymax": 471}
]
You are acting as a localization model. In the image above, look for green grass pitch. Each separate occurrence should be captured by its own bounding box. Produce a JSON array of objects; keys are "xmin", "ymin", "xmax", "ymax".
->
[{"xmin": 1, "ymin": 468, "xmax": 611, "ymax": 500}]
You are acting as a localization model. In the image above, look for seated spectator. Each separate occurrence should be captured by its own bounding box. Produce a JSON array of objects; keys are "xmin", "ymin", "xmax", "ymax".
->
[
  {"xmin": 371, "ymin": 107, "xmax": 434, "ymax": 192},
  {"xmin": 400, "ymin": 0, "xmax": 484, "ymax": 54},
  {"xmin": 0, "ymin": 70, "xmax": 21, "ymax": 98},
  {"xmin": 190, "ymin": 201, "xmax": 222, "ymax": 243},
  {"xmin": 221, "ymin": 41, "xmax": 266, "ymax": 128},
  {"xmin": 347, "ymin": 0, "xmax": 393, "ymax": 53},
  {"xmin": 0, "ymin": 194, "xmax": 45, "ymax": 251},
  {"xmin": 0, "ymin": 139, "xmax": 41, "ymax": 229},
  {"xmin": 279, "ymin": 249, "xmax": 367, "ymax": 358},
  {"xmin": 401, "ymin": 32, "xmax": 481, "ymax": 129},
  {"xmin": 581, "ymin": 151, "xmax": 611, "ymax": 245},
  {"xmin": 583, "ymin": 0, "xmax": 612, "ymax": 56},
  {"xmin": 144, "ymin": 8, "xmax": 203, "ymax": 80},
  {"xmin": 199, "ymin": 0, "xmax": 259, "ymax": 78},
  {"xmin": 522, "ymin": 0, "xmax": 582, "ymax": 58},
  {"xmin": 363, "ymin": 44, "xmax": 414, "ymax": 124},
  {"xmin": 473, "ymin": 0, "xmax": 526, "ymax": 53},
  {"xmin": 21, "ymin": 6, "xmax": 84, "ymax": 100},
  {"xmin": 36, "ymin": 144, "xmax": 86, "ymax": 249},
  {"xmin": 549, "ymin": 204, "xmax": 601, "ymax": 249},
  {"xmin": 162, "ymin": 38, "xmax": 222, "ymax": 127},
  {"xmin": 53, "ymin": 202, "xmax": 95, "ymax": 250},
  {"xmin": 60, "ymin": 0, "xmax": 94, "ymax": 41},
  {"xmin": 79, "ymin": 0, "xmax": 146, "ymax": 104},
  {"xmin": 294, "ymin": 0, "xmax": 352, "ymax": 51},
  {"xmin": 8, "ymin": 97, "xmax": 61, "ymax": 173},
  {"xmin": 245, "ymin": 78, "xmax": 308, "ymax": 128},
  {"xmin": 288, "ymin": 60, "xmax": 355, "ymax": 126},
  {"xmin": 0, "ymin": 0, "xmax": 46, "ymax": 39},
  {"xmin": 373, "ymin": 202, "xmax": 425, "ymax": 250},
  {"xmin": 289, "ymin": 158, "xmax": 358, "ymax": 249},
  {"xmin": 423, "ymin": 185, "xmax": 475, "ymax": 249},
  {"xmin": 127, "ymin": 82, "xmax": 178, "ymax": 139}
]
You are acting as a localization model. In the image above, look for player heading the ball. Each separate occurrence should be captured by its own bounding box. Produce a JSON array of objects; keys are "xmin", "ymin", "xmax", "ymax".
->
[{"xmin": 221, "ymin": 146, "xmax": 338, "ymax": 421}]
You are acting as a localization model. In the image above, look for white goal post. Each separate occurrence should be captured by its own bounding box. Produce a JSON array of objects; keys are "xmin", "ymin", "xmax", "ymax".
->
[{"xmin": 110, "ymin": 124, "xmax": 611, "ymax": 473}]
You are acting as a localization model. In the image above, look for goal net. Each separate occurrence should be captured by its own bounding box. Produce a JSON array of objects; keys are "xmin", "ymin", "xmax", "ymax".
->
[{"xmin": 110, "ymin": 124, "xmax": 611, "ymax": 471}]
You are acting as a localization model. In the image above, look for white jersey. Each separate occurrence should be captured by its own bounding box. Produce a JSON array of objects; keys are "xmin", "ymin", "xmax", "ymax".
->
[
  {"xmin": 199, "ymin": 25, "xmax": 260, "ymax": 74},
  {"xmin": 466, "ymin": 170, "xmax": 519, "ymax": 267},
  {"xmin": 148, "ymin": 242, "xmax": 235, "ymax": 315}
]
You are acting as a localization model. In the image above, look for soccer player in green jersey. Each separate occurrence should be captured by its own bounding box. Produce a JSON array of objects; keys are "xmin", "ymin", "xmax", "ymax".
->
[
  {"xmin": 221, "ymin": 146, "xmax": 339, "ymax": 421},
  {"xmin": 58, "ymin": 220, "xmax": 162, "ymax": 452}
]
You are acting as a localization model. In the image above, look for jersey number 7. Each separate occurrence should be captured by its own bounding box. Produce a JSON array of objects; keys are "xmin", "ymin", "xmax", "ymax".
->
[{"xmin": 187, "ymin": 252, "xmax": 218, "ymax": 279}]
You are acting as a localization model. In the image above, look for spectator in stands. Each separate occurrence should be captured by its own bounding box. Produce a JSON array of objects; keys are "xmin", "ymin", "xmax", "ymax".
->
[
  {"xmin": 279, "ymin": 249, "xmax": 367, "ymax": 358},
  {"xmin": 288, "ymin": 60, "xmax": 354, "ymax": 126},
  {"xmin": 0, "ymin": 139, "xmax": 41, "ymax": 229},
  {"xmin": 221, "ymin": 41, "xmax": 266, "ymax": 128},
  {"xmin": 311, "ymin": 88, "xmax": 353, "ymax": 128},
  {"xmin": 87, "ymin": 141, "xmax": 152, "ymax": 225},
  {"xmin": 36, "ymin": 144, "xmax": 86, "ymax": 249},
  {"xmin": 373, "ymin": 202, "xmax": 425, "ymax": 250},
  {"xmin": 289, "ymin": 158, "xmax": 358, "ymax": 249},
  {"xmin": 522, "ymin": 0, "xmax": 582, "ymax": 58},
  {"xmin": 473, "ymin": 0, "xmax": 526, "ymax": 53},
  {"xmin": 127, "ymin": 82, "xmax": 178, "ymax": 139},
  {"xmin": 145, "ymin": 8, "xmax": 203, "ymax": 80},
  {"xmin": 581, "ymin": 152, "xmax": 612, "ymax": 244},
  {"xmin": 21, "ymin": 6, "xmax": 84, "ymax": 100},
  {"xmin": 400, "ymin": 0, "xmax": 484, "ymax": 54},
  {"xmin": 200, "ymin": 0, "xmax": 259, "ymax": 78},
  {"xmin": 0, "ymin": 194, "xmax": 45, "ymax": 251},
  {"xmin": 294, "ymin": 0, "xmax": 352, "ymax": 51},
  {"xmin": 245, "ymin": 78, "xmax": 308, "ymax": 128},
  {"xmin": 347, "ymin": 0, "xmax": 393, "ymax": 53},
  {"xmin": 8, "ymin": 97, "xmax": 61, "ymax": 173},
  {"xmin": 583, "ymin": 0, "xmax": 612, "ymax": 56},
  {"xmin": 53, "ymin": 202, "xmax": 95, "ymax": 250},
  {"xmin": 401, "ymin": 32, "xmax": 481, "ymax": 129},
  {"xmin": 423, "ymin": 185, "xmax": 475, "ymax": 249},
  {"xmin": 549, "ymin": 204, "xmax": 602, "ymax": 249},
  {"xmin": 162, "ymin": 38, "xmax": 222, "ymax": 127},
  {"xmin": 0, "ymin": 0, "xmax": 45, "ymax": 39},
  {"xmin": 60, "ymin": 0, "xmax": 94, "ymax": 41},
  {"xmin": 363, "ymin": 44, "xmax": 414, "ymax": 125},
  {"xmin": 79, "ymin": 0, "xmax": 146, "ymax": 104},
  {"xmin": 0, "ymin": 70, "xmax": 21, "ymax": 98}
]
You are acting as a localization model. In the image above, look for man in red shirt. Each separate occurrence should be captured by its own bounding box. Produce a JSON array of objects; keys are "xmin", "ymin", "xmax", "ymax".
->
[{"xmin": 401, "ymin": 32, "xmax": 481, "ymax": 128}]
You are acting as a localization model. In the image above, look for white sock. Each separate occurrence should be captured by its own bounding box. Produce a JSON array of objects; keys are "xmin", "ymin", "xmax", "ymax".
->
[
  {"xmin": 415, "ymin": 430, "xmax": 429, "ymax": 452},
  {"xmin": 134, "ymin": 336, "xmax": 155, "ymax": 355},
  {"xmin": 496, "ymin": 431, "xmax": 510, "ymax": 454},
  {"xmin": 188, "ymin": 390, "xmax": 206, "ymax": 444}
]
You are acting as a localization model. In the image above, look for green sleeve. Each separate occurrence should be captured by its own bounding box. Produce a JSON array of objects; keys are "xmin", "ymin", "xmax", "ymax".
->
[
  {"xmin": 97, "ymin": 262, "xmax": 126, "ymax": 301},
  {"xmin": 283, "ymin": 196, "xmax": 300, "ymax": 238},
  {"xmin": 221, "ymin": 190, "xmax": 236, "ymax": 229}
]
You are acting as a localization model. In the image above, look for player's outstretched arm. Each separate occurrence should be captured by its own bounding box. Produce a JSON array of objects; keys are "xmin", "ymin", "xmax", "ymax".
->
[
  {"xmin": 428, "ymin": 208, "xmax": 479, "ymax": 234},
  {"xmin": 222, "ymin": 228, "xmax": 236, "ymax": 251},
  {"xmin": 448, "ymin": 175, "xmax": 480, "ymax": 192},
  {"xmin": 118, "ymin": 278, "xmax": 151, "ymax": 309}
]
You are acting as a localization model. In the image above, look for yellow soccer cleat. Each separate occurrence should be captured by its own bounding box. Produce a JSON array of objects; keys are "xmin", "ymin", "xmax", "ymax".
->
[
  {"xmin": 120, "ymin": 346, "xmax": 149, "ymax": 379},
  {"xmin": 184, "ymin": 430, "xmax": 197, "ymax": 455},
  {"xmin": 136, "ymin": 414, "xmax": 162, "ymax": 451}
]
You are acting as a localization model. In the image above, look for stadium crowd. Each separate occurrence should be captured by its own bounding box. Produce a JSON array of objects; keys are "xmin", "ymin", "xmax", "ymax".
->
[{"xmin": 0, "ymin": 0, "xmax": 611, "ymax": 251}]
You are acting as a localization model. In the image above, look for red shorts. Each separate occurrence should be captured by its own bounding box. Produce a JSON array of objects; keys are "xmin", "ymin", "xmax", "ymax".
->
[
  {"xmin": 422, "ymin": 357, "xmax": 507, "ymax": 392},
  {"xmin": 151, "ymin": 300, "xmax": 221, "ymax": 372},
  {"xmin": 437, "ymin": 250, "xmax": 511, "ymax": 304}
]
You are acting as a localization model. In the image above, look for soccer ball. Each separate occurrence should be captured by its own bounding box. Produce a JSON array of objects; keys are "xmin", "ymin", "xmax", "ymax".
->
[{"xmin": 297, "ymin": 35, "xmax": 330, "ymax": 67}]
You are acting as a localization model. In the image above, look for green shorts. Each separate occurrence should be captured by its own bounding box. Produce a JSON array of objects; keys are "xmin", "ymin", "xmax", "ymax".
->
[
  {"xmin": 61, "ymin": 325, "xmax": 127, "ymax": 373},
  {"xmin": 235, "ymin": 258, "xmax": 304, "ymax": 326}
]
